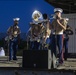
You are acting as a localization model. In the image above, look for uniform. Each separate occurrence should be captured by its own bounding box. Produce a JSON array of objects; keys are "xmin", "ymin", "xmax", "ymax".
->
[
  {"xmin": 28, "ymin": 23, "xmax": 45, "ymax": 50},
  {"xmin": 51, "ymin": 8, "xmax": 67, "ymax": 64},
  {"xmin": 28, "ymin": 10, "xmax": 46, "ymax": 50},
  {"xmin": 42, "ymin": 14, "xmax": 51, "ymax": 50},
  {"xmin": 44, "ymin": 21, "xmax": 51, "ymax": 50},
  {"xmin": 7, "ymin": 18, "xmax": 21, "ymax": 61},
  {"xmin": 63, "ymin": 18, "xmax": 73, "ymax": 60}
]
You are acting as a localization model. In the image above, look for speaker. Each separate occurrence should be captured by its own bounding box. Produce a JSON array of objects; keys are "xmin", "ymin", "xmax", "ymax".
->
[{"xmin": 22, "ymin": 50, "xmax": 53, "ymax": 69}]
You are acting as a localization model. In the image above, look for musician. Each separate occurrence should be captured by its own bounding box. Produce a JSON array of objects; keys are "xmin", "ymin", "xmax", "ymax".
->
[
  {"xmin": 51, "ymin": 8, "xmax": 67, "ymax": 64},
  {"xmin": 29, "ymin": 22, "xmax": 45, "ymax": 50},
  {"xmin": 63, "ymin": 18, "xmax": 73, "ymax": 60},
  {"xmin": 27, "ymin": 10, "xmax": 46, "ymax": 50},
  {"xmin": 7, "ymin": 18, "xmax": 21, "ymax": 61},
  {"xmin": 42, "ymin": 13, "xmax": 51, "ymax": 50}
]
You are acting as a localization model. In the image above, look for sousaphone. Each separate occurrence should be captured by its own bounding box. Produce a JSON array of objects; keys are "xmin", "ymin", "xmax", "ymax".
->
[{"xmin": 32, "ymin": 10, "xmax": 43, "ymax": 24}]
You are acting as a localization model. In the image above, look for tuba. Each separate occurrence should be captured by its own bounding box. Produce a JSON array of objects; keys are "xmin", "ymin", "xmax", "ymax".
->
[{"xmin": 32, "ymin": 10, "xmax": 43, "ymax": 24}]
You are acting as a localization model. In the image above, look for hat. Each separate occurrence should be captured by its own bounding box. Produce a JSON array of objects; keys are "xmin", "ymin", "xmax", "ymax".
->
[
  {"xmin": 13, "ymin": 18, "xmax": 20, "ymax": 21},
  {"xmin": 54, "ymin": 8, "xmax": 63, "ymax": 13}
]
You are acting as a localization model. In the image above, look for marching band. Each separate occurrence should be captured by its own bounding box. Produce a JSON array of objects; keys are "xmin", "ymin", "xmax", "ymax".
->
[
  {"xmin": 3, "ymin": 8, "xmax": 73, "ymax": 68},
  {"xmin": 26, "ymin": 8, "xmax": 73, "ymax": 66}
]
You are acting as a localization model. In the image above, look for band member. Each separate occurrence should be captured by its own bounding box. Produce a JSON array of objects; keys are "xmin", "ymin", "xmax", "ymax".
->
[
  {"xmin": 7, "ymin": 18, "xmax": 21, "ymax": 61},
  {"xmin": 27, "ymin": 10, "xmax": 45, "ymax": 50},
  {"xmin": 29, "ymin": 22, "xmax": 45, "ymax": 50},
  {"xmin": 63, "ymin": 18, "xmax": 73, "ymax": 60},
  {"xmin": 42, "ymin": 13, "xmax": 51, "ymax": 50},
  {"xmin": 51, "ymin": 8, "xmax": 67, "ymax": 64}
]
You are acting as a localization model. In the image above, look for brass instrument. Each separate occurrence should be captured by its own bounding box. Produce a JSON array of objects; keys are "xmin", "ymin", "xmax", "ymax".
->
[
  {"xmin": 5, "ymin": 25, "xmax": 20, "ymax": 41},
  {"xmin": 32, "ymin": 10, "xmax": 43, "ymax": 24}
]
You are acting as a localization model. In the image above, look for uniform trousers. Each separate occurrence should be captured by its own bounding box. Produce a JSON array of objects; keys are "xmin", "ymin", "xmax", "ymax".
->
[
  {"xmin": 30, "ymin": 41, "xmax": 40, "ymax": 50},
  {"xmin": 51, "ymin": 35, "xmax": 63, "ymax": 63},
  {"xmin": 63, "ymin": 38, "xmax": 69, "ymax": 60},
  {"xmin": 9, "ymin": 37, "xmax": 18, "ymax": 60}
]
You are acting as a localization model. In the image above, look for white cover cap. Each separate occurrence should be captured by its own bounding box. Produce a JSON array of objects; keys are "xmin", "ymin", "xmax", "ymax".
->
[
  {"xmin": 13, "ymin": 18, "xmax": 20, "ymax": 21},
  {"xmin": 54, "ymin": 8, "xmax": 63, "ymax": 13}
]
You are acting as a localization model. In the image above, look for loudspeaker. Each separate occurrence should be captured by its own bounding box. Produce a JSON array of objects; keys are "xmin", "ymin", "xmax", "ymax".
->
[{"xmin": 22, "ymin": 50, "xmax": 52, "ymax": 69}]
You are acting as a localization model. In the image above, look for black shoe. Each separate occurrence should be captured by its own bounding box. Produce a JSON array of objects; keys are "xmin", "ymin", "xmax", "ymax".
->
[
  {"xmin": 59, "ymin": 59, "xmax": 64, "ymax": 64},
  {"xmin": 13, "ymin": 58, "xmax": 17, "ymax": 60},
  {"xmin": 9, "ymin": 59, "xmax": 12, "ymax": 61},
  {"xmin": 64, "ymin": 58, "xmax": 67, "ymax": 61}
]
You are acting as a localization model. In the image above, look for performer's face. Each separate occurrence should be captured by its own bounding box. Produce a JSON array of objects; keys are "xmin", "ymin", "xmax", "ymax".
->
[
  {"xmin": 55, "ymin": 12, "xmax": 61, "ymax": 19},
  {"xmin": 14, "ymin": 21, "xmax": 19, "ymax": 25}
]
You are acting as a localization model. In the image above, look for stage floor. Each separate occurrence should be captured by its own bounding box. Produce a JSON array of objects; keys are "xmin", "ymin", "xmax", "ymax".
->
[
  {"xmin": 57, "ymin": 58, "xmax": 76, "ymax": 70},
  {"xmin": 0, "ymin": 56, "xmax": 22, "ymax": 67},
  {"xmin": 0, "ymin": 56, "xmax": 76, "ymax": 70}
]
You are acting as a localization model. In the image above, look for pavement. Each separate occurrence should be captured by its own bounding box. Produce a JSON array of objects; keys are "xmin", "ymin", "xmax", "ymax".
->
[
  {"xmin": 57, "ymin": 58, "xmax": 76, "ymax": 70},
  {"xmin": 0, "ymin": 56, "xmax": 22, "ymax": 67},
  {"xmin": 0, "ymin": 56, "xmax": 76, "ymax": 70}
]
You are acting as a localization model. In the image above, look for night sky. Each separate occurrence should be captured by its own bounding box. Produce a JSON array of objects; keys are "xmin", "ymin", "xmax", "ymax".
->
[{"xmin": 0, "ymin": 0, "xmax": 54, "ymax": 33}]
